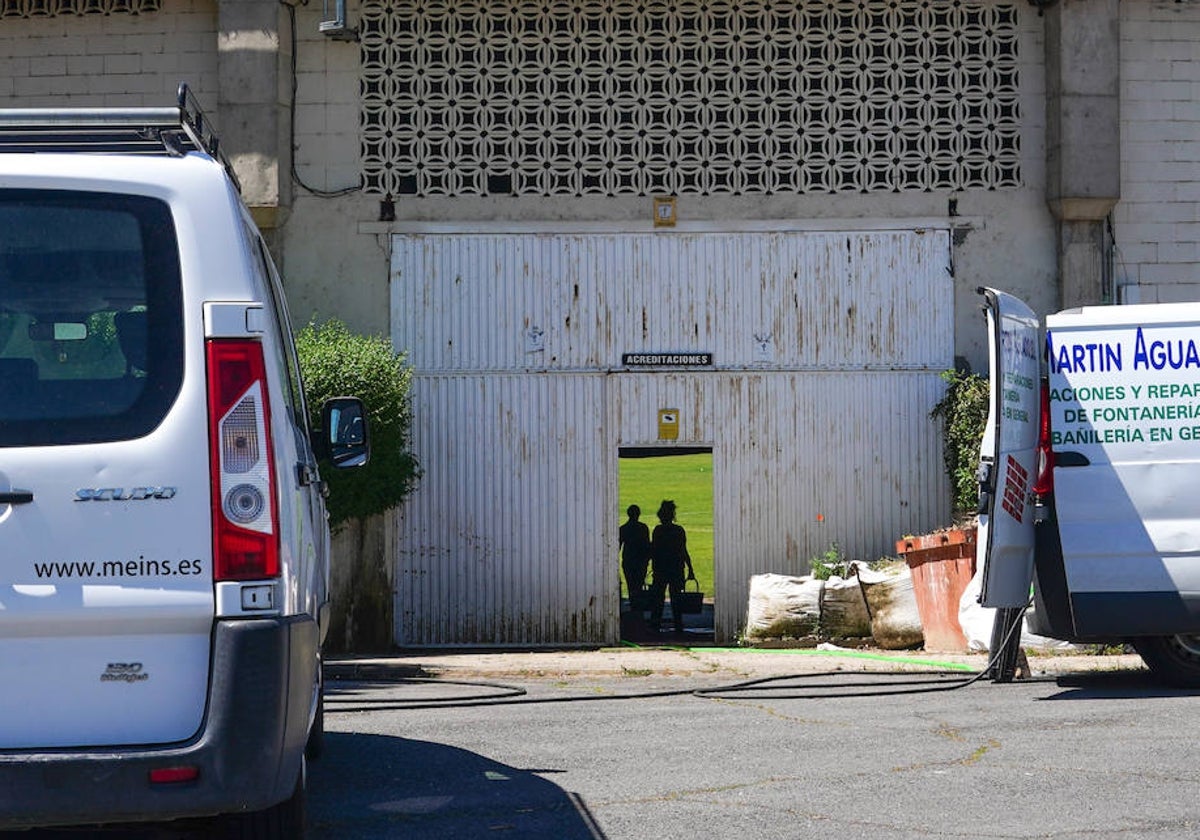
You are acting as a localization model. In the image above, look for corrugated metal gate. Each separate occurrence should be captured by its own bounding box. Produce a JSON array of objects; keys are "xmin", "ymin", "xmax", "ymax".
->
[{"xmin": 390, "ymin": 227, "xmax": 954, "ymax": 646}]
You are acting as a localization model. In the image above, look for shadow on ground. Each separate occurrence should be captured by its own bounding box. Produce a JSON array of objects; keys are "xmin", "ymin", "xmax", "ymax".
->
[
  {"xmin": 308, "ymin": 732, "xmax": 606, "ymax": 839},
  {"xmin": 619, "ymin": 599, "xmax": 714, "ymax": 647},
  {"xmin": 1, "ymin": 733, "xmax": 604, "ymax": 840},
  {"xmin": 1044, "ymin": 668, "xmax": 1200, "ymax": 701}
]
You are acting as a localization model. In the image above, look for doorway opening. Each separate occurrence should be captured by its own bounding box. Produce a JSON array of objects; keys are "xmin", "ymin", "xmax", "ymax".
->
[{"xmin": 618, "ymin": 446, "xmax": 714, "ymax": 646}]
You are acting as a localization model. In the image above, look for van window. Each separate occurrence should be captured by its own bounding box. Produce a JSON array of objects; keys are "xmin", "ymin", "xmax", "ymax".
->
[{"xmin": 0, "ymin": 190, "xmax": 183, "ymax": 446}]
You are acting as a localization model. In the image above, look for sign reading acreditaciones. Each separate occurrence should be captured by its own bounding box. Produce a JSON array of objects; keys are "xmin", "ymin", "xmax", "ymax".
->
[{"xmin": 622, "ymin": 352, "xmax": 713, "ymax": 367}]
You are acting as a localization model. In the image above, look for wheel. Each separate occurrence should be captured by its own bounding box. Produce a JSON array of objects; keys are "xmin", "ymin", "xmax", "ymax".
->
[
  {"xmin": 220, "ymin": 762, "xmax": 306, "ymax": 840},
  {"xmin": 1133, "ymin": 635, "xmax": 1200, "ymax": 688}
]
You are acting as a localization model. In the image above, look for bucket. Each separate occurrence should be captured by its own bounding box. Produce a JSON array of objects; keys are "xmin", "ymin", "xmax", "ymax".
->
[
  {"xmin": 895, "ymin": 528, "xmax": 977, "ymax": 652},
  {"xmin": 675, "ymin": 578, "xmax": 704, "ymax": 614}
]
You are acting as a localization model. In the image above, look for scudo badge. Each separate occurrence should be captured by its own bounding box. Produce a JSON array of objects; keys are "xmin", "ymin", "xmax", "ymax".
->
[{"xmin": 75, "ymin": 487, "xmax": 178, "ymax": 501}]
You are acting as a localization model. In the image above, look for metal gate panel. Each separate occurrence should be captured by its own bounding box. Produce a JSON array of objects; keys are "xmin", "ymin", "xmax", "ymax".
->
[
  {"xmin": 392, "ymin": 229, "xmax": 951, "ymax": 373},
  {"xmin": 391, "ymin": 227, "xmax": 953, "ymax": 645},
  {"xmin": 395, "ymin": 373, "xmax": 612, "ymax": 646}
]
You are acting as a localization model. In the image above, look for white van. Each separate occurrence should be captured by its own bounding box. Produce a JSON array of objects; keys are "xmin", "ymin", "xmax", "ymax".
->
[
  {"xmin": 977, "ymin": 287, "xmax": 1200, "ymax": 686},
  {"xmin": 0, "ymin": 86, "xmax": 367, "ymax": 835}
]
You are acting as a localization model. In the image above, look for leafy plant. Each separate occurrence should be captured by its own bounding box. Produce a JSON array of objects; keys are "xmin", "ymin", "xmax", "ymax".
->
[
  {"xmin": 809, "ymin": 542, "xmax": 846, "ymax": 581},
  {"xmin": 929, "ymin": 369, "xmax": 989, "ymax": 517},
  {"xmin": 296, "ymin": 318, "xmax": 420, "ymax": 529}
]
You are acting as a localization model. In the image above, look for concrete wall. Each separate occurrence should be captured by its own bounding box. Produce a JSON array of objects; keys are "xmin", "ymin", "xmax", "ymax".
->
[
  {"xmin": 275, "ymin": 0, "xmax": 390, "ymax": 338},
  {"xmin": 0, "ymin": 0, "xmax": 218, "ymax": 105},
  {"xmin": 0, "ymin": 0, "xmax": 1063, "ymax": 372},
  {"xmin": 3, "ymin": 1, "xmax": 1159, "ymax": 370},
  {"xmin": 2, "ymin": 0, "xmax": 1164, "ymax": 648},
  {"xmin": 0, "ymin": 0, "xmax": 291, "ymax": 234},
  {"xmin": 282, "ymin": 0, "xmax": 1056, "ymax": 375},
  {"xmin": 0, "ymin": 0, "xmax": 1094, "ymax": 368},
  {"xmin": 1115, "ymin": 0, "xmax": 1200, "ymax": 304}
]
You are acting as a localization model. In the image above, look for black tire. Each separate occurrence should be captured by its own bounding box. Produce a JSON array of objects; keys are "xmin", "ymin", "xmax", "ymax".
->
[
  {"xmin": 1133, "ymin": 635, "xmax": 1200, "ymax": 688},
  {"xmin": 220, "ymin": 764, "xmax": 306, "ymax": 840}
]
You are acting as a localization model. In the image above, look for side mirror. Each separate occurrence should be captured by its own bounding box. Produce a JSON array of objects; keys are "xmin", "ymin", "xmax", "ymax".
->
[{"xmin": 318, "ymin": 397, "xmax": 370, "ymax": 468}]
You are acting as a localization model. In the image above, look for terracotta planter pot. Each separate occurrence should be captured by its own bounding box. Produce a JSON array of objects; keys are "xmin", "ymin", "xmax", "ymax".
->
[{"xmin": 895, "ymin": 527, "xmax": 977, "ymax": 653}]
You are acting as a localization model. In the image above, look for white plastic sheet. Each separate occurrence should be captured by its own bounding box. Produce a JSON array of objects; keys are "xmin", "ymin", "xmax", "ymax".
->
[{"xmin": 958, "ymin": 565, "xmax": 1075, "ymax": 651}]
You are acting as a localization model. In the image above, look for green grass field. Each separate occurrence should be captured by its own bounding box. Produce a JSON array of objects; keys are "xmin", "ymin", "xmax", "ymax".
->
[{"xmin": 618, "ymin": 452, "xmax": 714, "ymax": 601}]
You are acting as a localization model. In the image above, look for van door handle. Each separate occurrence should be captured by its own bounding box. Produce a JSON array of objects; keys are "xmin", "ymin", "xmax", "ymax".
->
[
  {"xmin": 976, "ymin": 460, "xmax": 994, "ymax": 515},
  {"xmin": 0, "ymin": 489, "xmax": 33, "ymax": 504},
  {"xmin": 1056, "ymin": 451, "xmax": 1090, "ymax": 467},
  {"xmin": 297, "ymin": 463, "xmax": 317, "ymax": 487},
  {"xmin": 295, "ymin": 465, "xmax": 329, "ymax": 497}
]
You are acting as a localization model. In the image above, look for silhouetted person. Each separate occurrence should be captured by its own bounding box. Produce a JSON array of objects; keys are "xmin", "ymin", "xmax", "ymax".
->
[
  {"xmin": 648, "ymin": 499, "xmax": 695, "ymax": 634},
  {"xmin": 619, "ymin": 504, "xmax": 651, "ymax": 611}
]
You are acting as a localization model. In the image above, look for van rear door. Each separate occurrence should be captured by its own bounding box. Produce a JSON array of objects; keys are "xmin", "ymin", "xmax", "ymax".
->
[
  {"xmin": 976, "ymin": 288, "xmax": 1041, "ymax": 608},
  {"xmin": 0, "ymin": 189, "xmax": 213, "ymax": 749},
  {"xmin": 1046, "ymin": 302, "xmax": 1200, "ymax": 635}
]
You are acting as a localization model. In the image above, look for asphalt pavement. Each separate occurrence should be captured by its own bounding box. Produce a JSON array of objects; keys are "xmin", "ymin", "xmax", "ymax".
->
[
  {"xmin": 0, "ymin": 644, "xmax": 1159, "ymax": 839},
  {"xmin": 312, "ymin": 644, "xmax": 1187, "ymax": 840}
]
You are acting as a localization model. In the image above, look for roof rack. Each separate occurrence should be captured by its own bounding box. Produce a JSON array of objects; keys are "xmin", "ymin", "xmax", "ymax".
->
[{"xmin": 0, "ymin": 83, "xmax": 240, "ymax": 192}]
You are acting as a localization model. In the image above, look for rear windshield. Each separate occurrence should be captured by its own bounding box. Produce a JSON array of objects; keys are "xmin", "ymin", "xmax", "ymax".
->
[{"xmin": 0, "ymin": 189, "xmax": 183, "ymax": 447}]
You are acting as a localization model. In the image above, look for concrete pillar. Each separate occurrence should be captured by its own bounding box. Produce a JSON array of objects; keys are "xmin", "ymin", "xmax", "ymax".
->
[
  {"xmin": 1043, "ymin": 0, "xmax": 1120, "ymax": 309},
  {"xmin": 1059, "ymin": 219, "xmax": 1111, "ymax": 308},
  {"xmin": 217, "ymin": 0, "xmax": 292, "ymax": 232}
]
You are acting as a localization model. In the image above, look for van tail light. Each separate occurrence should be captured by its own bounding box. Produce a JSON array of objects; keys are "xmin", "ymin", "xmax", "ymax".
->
[
  {"xmin": 206, "ymin": 339, "xmax": 279, "ymax": 581},
  {"xmin": 149, "ymin": 765, "xmax": 200, "ymax": 785},
  {"xmin": 1032, "ymin": 379, "xmax": 1054, "ymax": 497}
]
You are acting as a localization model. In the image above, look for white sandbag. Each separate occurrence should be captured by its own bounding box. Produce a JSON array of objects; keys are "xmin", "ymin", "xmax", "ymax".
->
[
  {"xmin": 958, "ymin": 565, "xmax": 1076, "ymax": 651},
  {"xmin": 820, "ymin": 574, "xmax": 872, "ymax": 639},
  {"xmin": 856, "ymin": 562, "xmax": 924, "ymax": 650},
  {"xmin": 957, "ymin": 567, "xmax": 993, "ymax": 651},
  {"xmin": 744, "ymin": 573, "xmax": 824, "ymax": 640}
]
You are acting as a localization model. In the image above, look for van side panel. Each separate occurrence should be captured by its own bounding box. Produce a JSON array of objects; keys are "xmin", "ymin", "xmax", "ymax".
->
[{"xmin": 1047, "ymin": 303, "xmax": 1200, "ymax": 637}]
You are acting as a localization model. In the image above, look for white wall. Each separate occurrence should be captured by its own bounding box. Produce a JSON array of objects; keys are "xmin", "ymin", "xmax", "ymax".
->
[{"xmin": 1116, "ymin": 0, "xmax": 1200, "ymax": 304}]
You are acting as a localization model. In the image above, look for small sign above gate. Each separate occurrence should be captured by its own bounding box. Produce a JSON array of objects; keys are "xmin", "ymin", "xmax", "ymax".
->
[{"xmin": 622, "ymin": 352, "xmax": 713, "ymax": 367}]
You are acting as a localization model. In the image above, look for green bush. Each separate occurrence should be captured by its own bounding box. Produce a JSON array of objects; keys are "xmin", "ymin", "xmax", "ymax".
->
[
  {"xmin": 929, "ymin": 369, "xmax": 989, "ymax": 517},
  {"xmin": 809, "ymin": 543, "xmax": 846, "ymax": 581},
  {"xmin": 296, "ymin": 318, "xmax": 420, "ymax": 529}
]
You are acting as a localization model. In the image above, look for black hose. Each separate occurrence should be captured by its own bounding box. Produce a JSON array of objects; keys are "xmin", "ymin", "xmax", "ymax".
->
[{"xmin": 324, "ymin": 604, "xmax": 1034, "ymax": 711}]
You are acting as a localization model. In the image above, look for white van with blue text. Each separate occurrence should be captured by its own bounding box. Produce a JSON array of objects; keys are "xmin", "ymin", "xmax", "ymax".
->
[
  {"xmin": 0, "ymin": 86, "xmax": 368, "ymax": 836},
  {"xmin": 977, "ymin": 287, "xmax": 1200, "ymax": 685}
]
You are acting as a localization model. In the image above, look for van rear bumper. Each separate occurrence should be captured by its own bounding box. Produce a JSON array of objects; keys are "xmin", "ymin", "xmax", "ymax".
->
[{"xmin": 0, "ymin": 615, "xmax": 318, "ymax": 830}]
